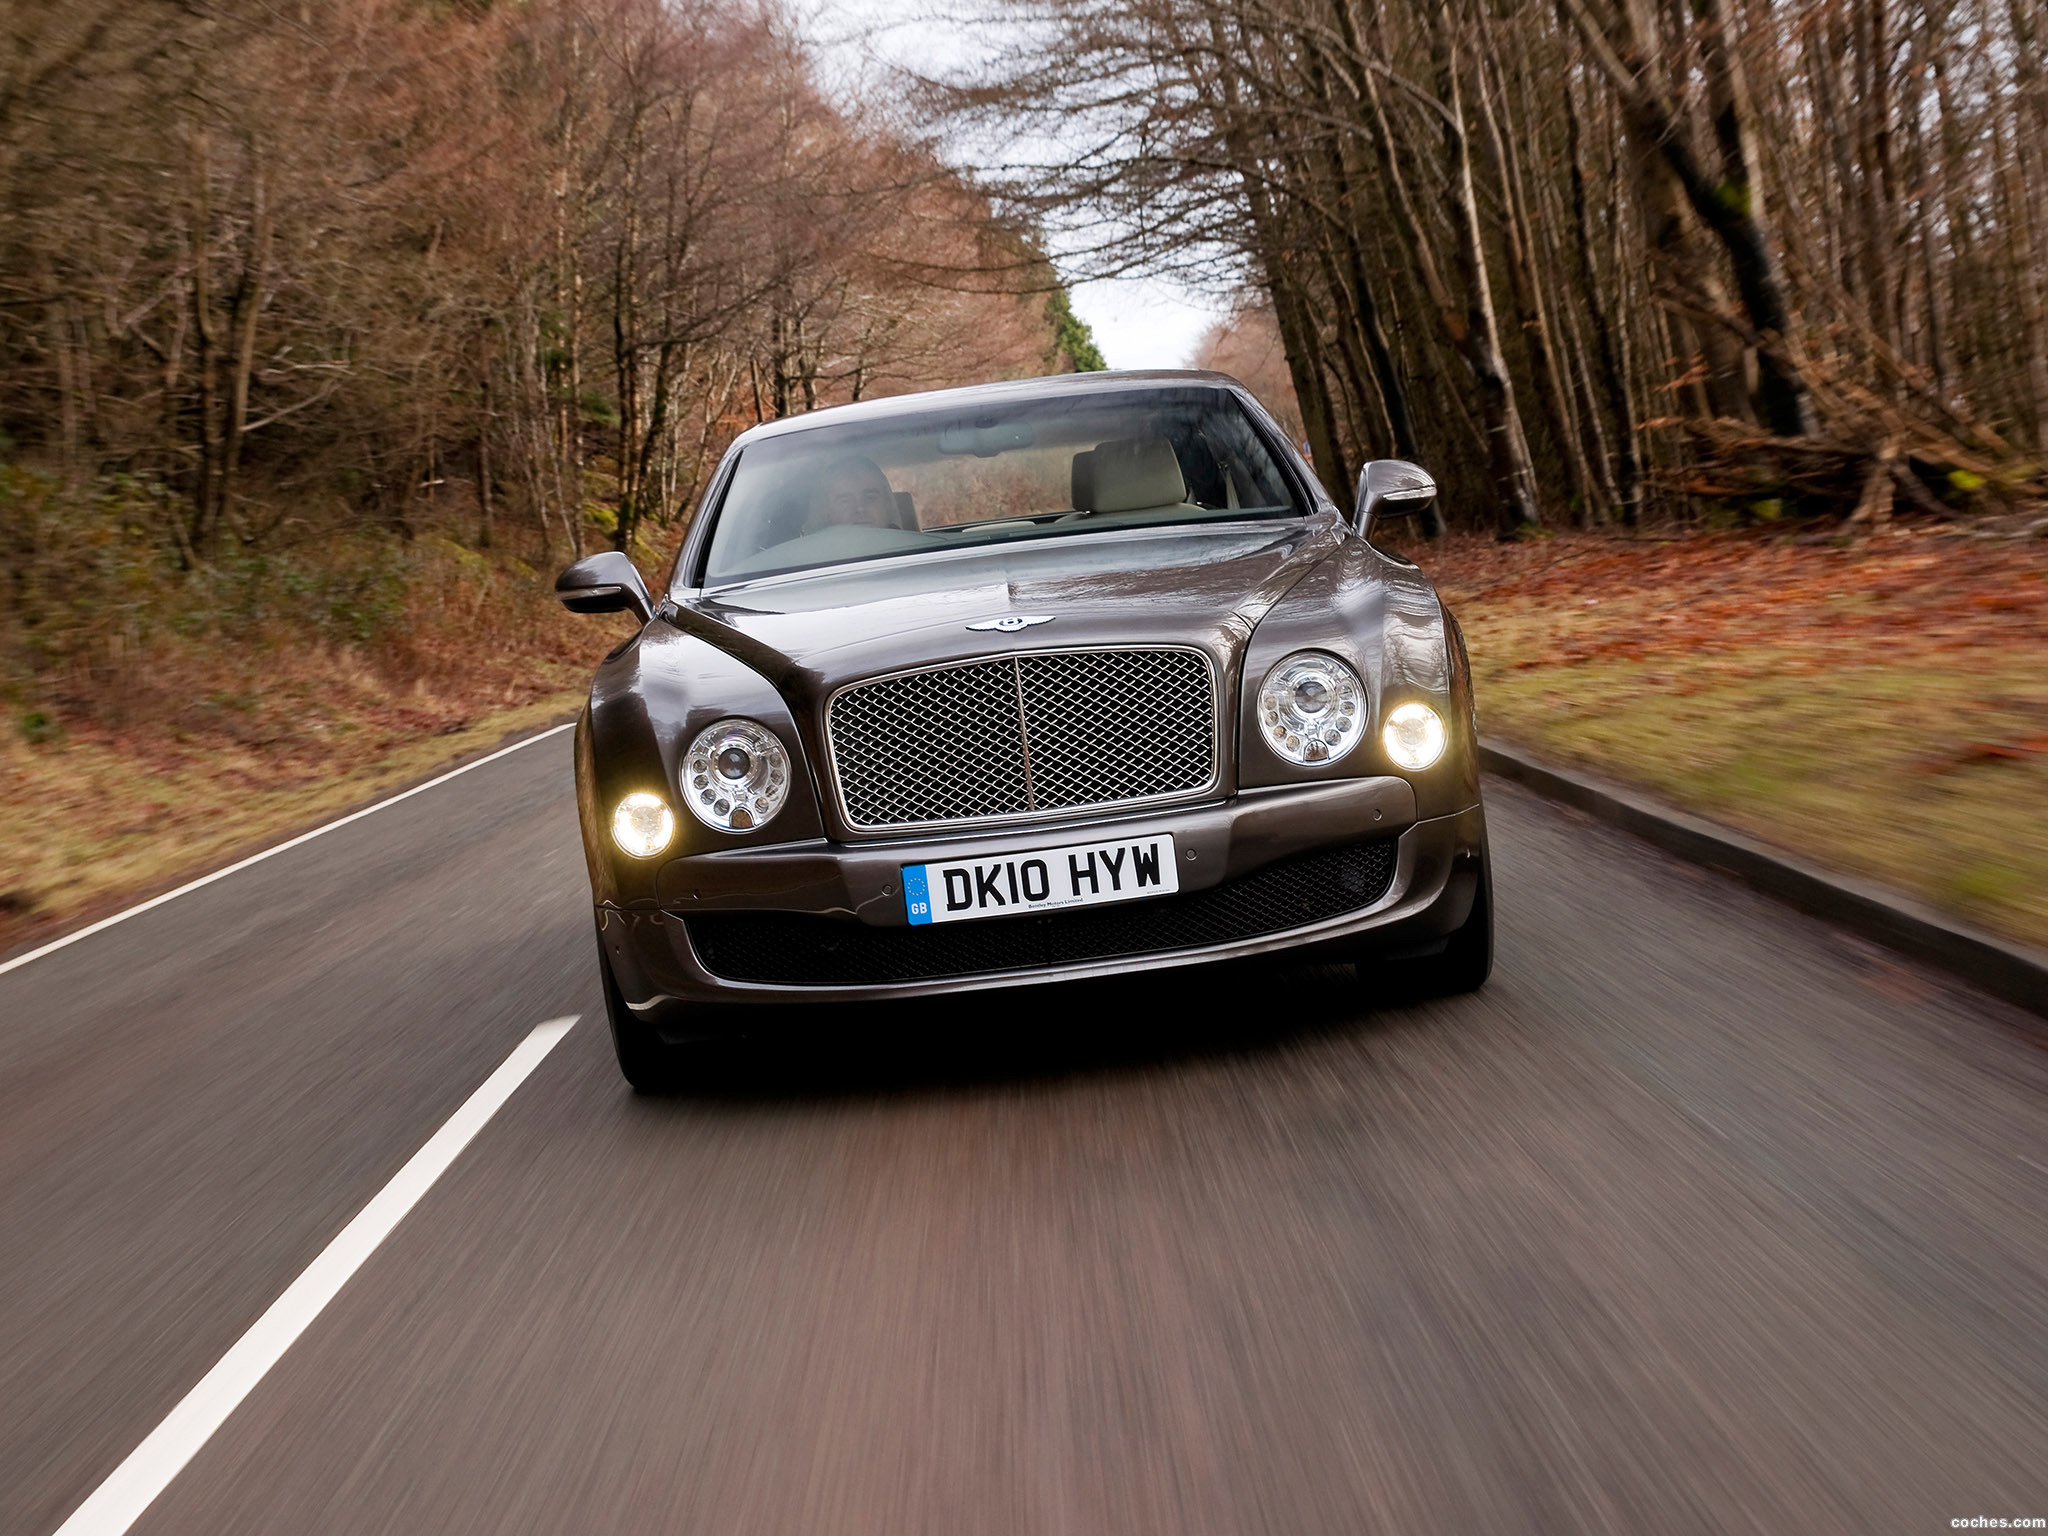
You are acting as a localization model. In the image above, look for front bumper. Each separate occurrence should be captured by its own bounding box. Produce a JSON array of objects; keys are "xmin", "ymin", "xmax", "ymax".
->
[{"xmin": 599, "ymin": 775, "xmax": 1485, "ymax": 1024}]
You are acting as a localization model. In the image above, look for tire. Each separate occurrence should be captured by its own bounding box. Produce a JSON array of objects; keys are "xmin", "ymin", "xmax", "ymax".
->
[
  {"xmin": 597, "ymin": 935, "xmax": 689, "ymax": 1093},
  {"xmin": 1406, "ymin": 861, "xmax": 1493, "ymax": 997}
]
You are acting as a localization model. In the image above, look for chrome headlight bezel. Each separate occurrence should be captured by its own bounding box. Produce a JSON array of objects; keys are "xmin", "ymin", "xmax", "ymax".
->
[
  {"xmin": 1256, "ymin": 650, "xmax": 1367, "ymax": 766},
  {"xmin": 682, "ymin": 717, "xmax": 791, "ymax": 832}
]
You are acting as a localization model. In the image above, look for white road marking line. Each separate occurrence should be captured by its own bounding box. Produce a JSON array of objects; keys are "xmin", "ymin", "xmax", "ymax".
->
[
  {"xmin": 0, "ymin": 720, "xmax": 574, "ymax": 980},
  {"xmin": 49, "ymin": 1015, "xmax": 580, "ymax": 1536}
]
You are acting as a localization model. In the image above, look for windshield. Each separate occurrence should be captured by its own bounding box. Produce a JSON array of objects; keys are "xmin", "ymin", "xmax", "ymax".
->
[{"xmin": 699, "ymin": 386, "xmax": 1306, "ymax": 584}]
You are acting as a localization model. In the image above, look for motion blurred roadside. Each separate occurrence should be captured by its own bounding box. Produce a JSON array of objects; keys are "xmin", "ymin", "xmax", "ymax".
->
[
  {"xmin": 6, "ymin": 0, "xmax": 2046, "ymax": 946},
  {"xmin": 3, "ymin": 0, "xmax": 2047, "ymax": 1531}
]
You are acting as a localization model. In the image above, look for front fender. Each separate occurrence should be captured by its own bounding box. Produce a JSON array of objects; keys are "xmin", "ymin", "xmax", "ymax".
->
[
  {"xmin": 576, "ymin": 622, "xmax": 824, "ymax": 907},
  {"xmin": 1238, "ymin": 539, "xmax": 1477, "ymax": 819}
]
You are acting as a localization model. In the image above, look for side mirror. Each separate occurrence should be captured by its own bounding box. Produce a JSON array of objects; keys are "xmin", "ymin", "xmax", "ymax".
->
[
  {"xmin": 1354, "ymin": 459, "xmax": 1437, "ymax": 538},
  {"xmin": 555, "ymin": 550, "xmax": 653, "ymax": 623}
]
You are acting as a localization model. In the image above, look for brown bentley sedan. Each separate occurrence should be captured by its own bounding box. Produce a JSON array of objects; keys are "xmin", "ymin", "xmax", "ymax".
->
[{"xmin": 556, "ymin": 371, "xmax": 1489, "ymax": 1089}]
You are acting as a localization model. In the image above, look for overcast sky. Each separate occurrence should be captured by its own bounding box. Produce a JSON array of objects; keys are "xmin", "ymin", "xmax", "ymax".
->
[
  {"xmin": 1065, "ymin": 278, "xmax": 1221, "ymax": 371},
  {"xmin": 807, "ymin": 0, "xmax": 1223, "ymax": 370}
]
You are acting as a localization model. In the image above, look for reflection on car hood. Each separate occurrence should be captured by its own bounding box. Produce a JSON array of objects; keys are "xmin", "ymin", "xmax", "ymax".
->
[{"xmin": 673, "ymin": 518, "xmax": 1345, "ymax": 687}]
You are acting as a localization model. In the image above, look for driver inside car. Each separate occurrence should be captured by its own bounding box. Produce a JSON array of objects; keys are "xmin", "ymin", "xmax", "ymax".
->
[{"xmin": 807, "ymin": 455, "xmax": 912, "ymax": 533}]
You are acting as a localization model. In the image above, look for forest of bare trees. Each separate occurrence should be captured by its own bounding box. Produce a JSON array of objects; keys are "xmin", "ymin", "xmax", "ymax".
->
[
  {"xmin": 943, "ymin": 0, "xmax": 2048, "ymax": 533},
  {"xmin": 8, "ymin": 0, "xmax": 2047, "ymax": 739},
  {"xmin": 0, "ymin": 0, "xmax": 1096, "ymax": 724}
]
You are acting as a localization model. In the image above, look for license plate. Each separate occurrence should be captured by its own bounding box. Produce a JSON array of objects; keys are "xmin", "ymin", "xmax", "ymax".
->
[{"xmin": 904, "ymin": 833, "xmax": 1179, "ymax": 925}]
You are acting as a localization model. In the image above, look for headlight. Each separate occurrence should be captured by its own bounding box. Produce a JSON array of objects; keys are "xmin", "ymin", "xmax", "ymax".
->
[
  {"xmin": 1381, "ymin": 701, "xmax": 1447, "ymax": 770},
  {"xmin": 682, "ymin": 718, "xmax": 790, "ymax": 832},
  {"xmin": 1257, "ymin": 651, "xmax": 1365, "ymax": 764},
  {"xmin": 611, "ymin": 791, "xmax": 676, "ymax": 858}
]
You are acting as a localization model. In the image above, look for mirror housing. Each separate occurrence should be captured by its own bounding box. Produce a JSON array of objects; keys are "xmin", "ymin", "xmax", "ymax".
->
[
  {"xmin": 555, "ymin": 550, "xmax": 653, "ymax": 624},
  {"xmin": 1354, "ymin": 459, "xmax": 1437, "ymax": 539}
]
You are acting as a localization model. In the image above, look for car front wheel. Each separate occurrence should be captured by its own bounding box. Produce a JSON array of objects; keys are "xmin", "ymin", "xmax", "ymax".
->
[
  {"xmin": 597, "ymin": 934, "xmax": 689, "ymax": 1093},
  {"xmin": 1404, "ymin": 861, "xmax": 1493, "ymax": 997}
]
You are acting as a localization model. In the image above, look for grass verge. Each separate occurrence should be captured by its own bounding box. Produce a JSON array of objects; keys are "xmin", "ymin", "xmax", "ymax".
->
[
  {"xmin": 1, "ymin": 527, "xmax": 631, "ymax": 953},
  {"xmin": 1410, "ymin": 525, "xmax": 2048, "ymax": 950},
  {"xmin": 0, "ymin": 688, "xmax": 587, "ymax": 954}
]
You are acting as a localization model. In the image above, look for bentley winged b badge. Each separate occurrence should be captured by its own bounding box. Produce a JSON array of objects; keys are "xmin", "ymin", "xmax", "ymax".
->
[{"xmin": 965, "ymin": 614, "xmax": 1056, "ymax": 633}]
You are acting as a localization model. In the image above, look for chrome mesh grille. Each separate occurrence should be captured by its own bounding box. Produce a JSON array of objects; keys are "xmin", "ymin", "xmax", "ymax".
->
[
  {"xmin": 831, "ymin": 660, "xmax": 1032, "ymax": 826},
  {"xmin": 827, "ymin": 648, "xmax": 1216, "ymax": 829}
]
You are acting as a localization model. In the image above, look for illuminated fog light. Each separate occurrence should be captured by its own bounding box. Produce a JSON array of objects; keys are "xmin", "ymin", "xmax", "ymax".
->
[
  {"xmin": 682, "ymin": 718, "xmax": 790, "ymax": 832},
  {"xmin": 611, "ymin": 792, "xmax": 676, "ymax": 858},
  {"xmin": 1381, "ymin": 701, "xmax": 1447, "ymax": 770},
  {"xmin": 1258, "ymin": 652, "xmax": 1365, "ymax": 766}
]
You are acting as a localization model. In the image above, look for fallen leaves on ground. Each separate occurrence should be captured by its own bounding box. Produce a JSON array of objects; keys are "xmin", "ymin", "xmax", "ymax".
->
[
  {"xmin": 1417, "ymin": 523, "xmax": 2048, "ymax": 669},
  {"xmin": 1393, "ymin": 521, "xmax": 2048, "ymax": 949}
]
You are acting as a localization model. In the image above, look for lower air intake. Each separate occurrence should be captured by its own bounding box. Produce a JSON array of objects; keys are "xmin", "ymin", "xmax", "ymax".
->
[{"xmin": 686, "ymin": 838, "xmax": 1398, "ymax": 987}]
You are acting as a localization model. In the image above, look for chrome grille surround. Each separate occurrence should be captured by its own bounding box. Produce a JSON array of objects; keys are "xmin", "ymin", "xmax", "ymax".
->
[{"xmin": 824, "ymin": 646, "xmax": 1219, "ymax": 832}]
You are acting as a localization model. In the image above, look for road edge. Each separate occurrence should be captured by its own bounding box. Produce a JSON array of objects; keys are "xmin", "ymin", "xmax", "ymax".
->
[
  {"xmin": 1480, "ymin": 740, "xmax": 2048, "ymax": 1020},
  {"xmin": 0, "ymin": 712, "xmax": 580, "ymax": 976}
]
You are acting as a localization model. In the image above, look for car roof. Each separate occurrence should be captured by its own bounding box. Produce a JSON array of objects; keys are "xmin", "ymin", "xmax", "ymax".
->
[{"xmin": 728, "ymin": 370, "xmax": 1250, "ymax": 447}]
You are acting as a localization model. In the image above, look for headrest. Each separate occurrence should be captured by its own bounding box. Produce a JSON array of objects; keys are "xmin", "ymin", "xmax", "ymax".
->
[
  {"xmin": 1086, "ymin": 437, "xmax": 1186, "ymax": 513},
  {"xmin": 1070, "ymin": 450, "xmax": 1095, "ymax": 511}
]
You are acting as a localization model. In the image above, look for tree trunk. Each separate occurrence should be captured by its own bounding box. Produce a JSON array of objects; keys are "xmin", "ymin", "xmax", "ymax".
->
[
  {"xmin": 215, "ymin": 157, "xmax": 270, "ymax": 544},
  {"xmin": 1208, "ymin": 7, "xmax": 1351, "ymax": 502},
  {"xmin": 1270, "ymin": 257, "xmax": 1353, "ymax": 504},
  {"xmin": 1561, "ymin": 0, "xmax": 1816, "ymax": 436},
  {"xmin": 553, "ymin": 79, "xmax": 587, "ymax": 561},
  {"xmin": 1436, "ymin": 10, "xmax": 1542, "ymax": 531},
  {"xmin": 1476, "ymin": 48, "xmax": 1602, "ymax": 523},
  {"xmin": 188, "ymin": 128, "xmax": 220, "ymax": 557},
  {"xmin": 477, "ymin": 362, "xmax": 494, "ymax": 550},
  {"xmin": 1350, "ymin": 15, "xmax": 1537, "ymax": 528},
  {"xmin": 1311, "ymin": 219, "xmax": 1386, "ymax": 456},
  {"xmin": 1308, "ymin": 24, "xmax": 1425, "ymax": 470},
  {"xmin": 1559, "ymin": 52, "xmax": 1637, "ymax": 520}
]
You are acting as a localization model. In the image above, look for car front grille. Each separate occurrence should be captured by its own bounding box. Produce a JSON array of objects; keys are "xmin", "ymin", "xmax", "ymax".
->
[
  {"xmin": 825, "ymin": 647, "xmax": 1217, "ymax": 830},
  {"xmin": 685, "ymin": 838, "xmax": 1398, "ymax": 987}
]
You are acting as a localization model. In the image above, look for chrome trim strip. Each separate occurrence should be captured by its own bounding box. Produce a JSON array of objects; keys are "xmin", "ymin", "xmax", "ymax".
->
[{"xmin": 1009, "ymin": 659, "xmax": 1037, "ymax": 807}]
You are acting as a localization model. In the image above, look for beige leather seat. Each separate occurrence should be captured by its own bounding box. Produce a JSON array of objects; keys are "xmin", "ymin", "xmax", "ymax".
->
[
  {"xmin": 1070, "ymin": 449, "xmax": 1095, "ymax": 511},
  {"xmin": 1074, "ymin": 438, "xmax": 1187, "ymax": 513}
]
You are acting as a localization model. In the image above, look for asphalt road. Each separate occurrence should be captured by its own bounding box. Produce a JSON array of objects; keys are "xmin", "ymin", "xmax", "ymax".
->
[{"xmin": 4, "ymin": 730, "xmax": 2045, "ymax": 1535}]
